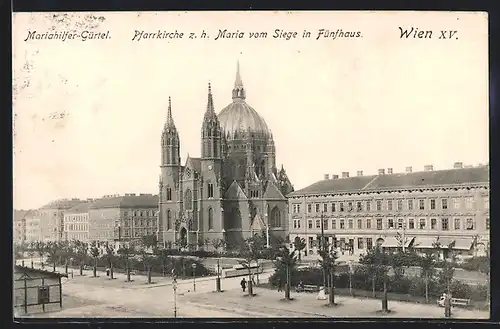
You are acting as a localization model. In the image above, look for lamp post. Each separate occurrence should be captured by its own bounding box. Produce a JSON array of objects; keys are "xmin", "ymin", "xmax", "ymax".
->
[
  {"xmin": 216, "ymin": 256, "xmax": 221, "ymax": 292},
  {"xmin": 172, "ymin": 277, "xmax": 178, "ymax": 318},
  {"xmin": 191, "ymin": 263, "xmax": 197, "ymax": 292}
]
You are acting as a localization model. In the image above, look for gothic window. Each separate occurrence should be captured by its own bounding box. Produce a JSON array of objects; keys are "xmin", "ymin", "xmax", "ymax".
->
[
  {"xmin": 185, "ymin": 189, "xmax": 193, "ymax": 210},
  {"xmin": 270, "ymin": 206, "xmax": 281, "ymax": 228},
  {"xmin": 166, "ymin": 188, "xmax": 172, "ymax": 201},
  {"xmin": 208, "ymin": 208, "xmax": 214, "ymax": 230},
  {"xmin": 208, "ymin": 182, "xmax": 214, "ymax": 198}
]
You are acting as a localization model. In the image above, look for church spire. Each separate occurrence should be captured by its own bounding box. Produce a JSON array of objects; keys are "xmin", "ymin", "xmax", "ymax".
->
[
  {"xmin": 165, "ymin": 96, "xmax": 176, "ymax": 130},
  {"xmin": 232, "ymin": 60, "xmax": 246, "ymax": 100},
  {"xmin": 204, "ymin": 82, "xmax": 217, "ymax": 120}
]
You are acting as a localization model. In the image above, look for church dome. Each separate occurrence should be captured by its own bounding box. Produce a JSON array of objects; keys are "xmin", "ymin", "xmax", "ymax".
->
[
  {"xmin": 217, "ymin": 61, "xmax": 271, "ymax": 139},
  {"xmin": 218, "ymin": 101, "xmax": 270, "ymax": 138}
]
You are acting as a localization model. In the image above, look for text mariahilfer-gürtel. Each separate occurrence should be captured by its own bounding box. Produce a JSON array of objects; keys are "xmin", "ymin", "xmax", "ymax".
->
[{"xmin": 24, "ymin": 30, "xmax": 110, "ymax": 42}]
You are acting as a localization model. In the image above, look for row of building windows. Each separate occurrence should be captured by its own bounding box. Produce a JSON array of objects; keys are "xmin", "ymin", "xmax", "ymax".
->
[
  {"xmin": 165, "ymin": 184, "xmax": 217, "ymax": 201},
  {"xmin": 123, "ymin": 210, "xmax": 157, "ymax": 217},
  {"xmin": 65, "ymin": 215, "xmax": 88, "ymax": 221},
  {"xmin": 292, "ymin": 217, "xmax": 487, "ymax": 231},
  {"xmin": 64, "ymin": 223, "xmax": 88, "ymax": 231},
  {"xmin": 292, "ymin": 197, "xmax": 489, "ymax": 214},
  {"xmin": 120, "ymin": 219, "xmax": 157, "ymax": 227}
]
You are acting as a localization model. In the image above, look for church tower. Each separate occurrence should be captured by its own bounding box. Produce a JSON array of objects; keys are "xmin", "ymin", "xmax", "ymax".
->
[
  {"xmin": 200, "ymin": 83, "xmax": 225, "ymax": 239},
  {"xmin": 159, "ymin": 97, "xmax": 181, "ymax": 245}
]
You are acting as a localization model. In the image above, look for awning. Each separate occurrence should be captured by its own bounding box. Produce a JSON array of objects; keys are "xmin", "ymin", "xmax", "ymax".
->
[
  {"xmin": 413, "ymin": 236, "xmax": 439, "ymax": 249},
  {"xmin": 381, "ymin": 236, "xmax": 415, "ymax": 248},
  {"xmin": 453, "ymin": 238, "xmax": 473, "ymax": 250}
]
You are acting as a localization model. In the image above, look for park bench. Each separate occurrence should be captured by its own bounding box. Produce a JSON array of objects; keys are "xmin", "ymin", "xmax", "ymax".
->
[
  {"xmin": 296, "ymin": 284, "xmax": 319, "ymax": 293},
  {"xmin": 451, "ymin": 298, "xmax": 471, "ymax": 307}
]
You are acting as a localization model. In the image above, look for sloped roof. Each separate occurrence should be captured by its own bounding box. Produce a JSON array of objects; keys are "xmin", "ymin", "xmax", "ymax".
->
[
  {"xmin": 186, "ymin": 157, "xmax": 202, "ymax": 173},
  {"xmin": 40, "ymin": 198, "xmax": 86, "ymax": 210},
  {"xmin": 224, "ymin": 181, "xmax": 248, "ymax": 199},
  {"xmin": 289, "ymin": 166, "xmax": 489, "ymax": 196},
  {"xmin": 89, "ymin": 194, "xmax": 159, "ymax": 209},
  {"xmin": 263, "ymin": 181, "xmax": 286, "ymax": 200},
  {"xmin": 67, "ymin": 202, "xmax": 92, "ymax": 214}
]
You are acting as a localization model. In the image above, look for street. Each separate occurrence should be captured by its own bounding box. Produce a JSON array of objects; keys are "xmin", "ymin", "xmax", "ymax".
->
[{"xmin": 14, "ymin": 261, "xmax": 489, "ymax": 319}]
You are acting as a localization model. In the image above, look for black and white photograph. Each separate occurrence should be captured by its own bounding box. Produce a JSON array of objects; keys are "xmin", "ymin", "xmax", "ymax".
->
[{"xmin": 12, "ymin": 11, "xmax": 489, "ymax": 319}]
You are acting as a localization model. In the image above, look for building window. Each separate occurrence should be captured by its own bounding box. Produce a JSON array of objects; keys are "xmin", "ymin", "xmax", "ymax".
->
[
  {"xmin": 397, "ymin": 200, "xmax": 403, "ymax": 211},
  {"xmin": 293, "ymin": 220, "xmax": 298, "ymax": 229},
  {"xmin": 315, "ymin": 220, "xmax": 321, "ymax": 229},
  {"xmin": 430, "ymin": 199, "xmax": 436, "ymax": 210},
  {"xmin": 387, "ymin": 218, "xmax": 394, "ymax": 229},
  {"xmin": 454, "ymin": 218, "xmax": 461, "ymax": 230},
  {"xmin": 441, "ymin": 199, "xmax": 448, "ymax": 210},
  {"xmin": 166, "ymin": 210, "xmax": 172, "ymax": 230},
  {"xmin": 340, "ymin": 203, "xmax": 344, "ymax": 212},
  {"xmin": 331, "ymin": 203, "xmax": 336, "ymax": 212},
  {"xmin": 465, "ymin": 198, "xmax": 473, "ymax": 210},
  {"xmin": 431, "ymin": 218, "xmax": 437, "ymax": 230},
  {"xmin": 270, "ymin": 207, "xmax": 282, "ymax": 228},
  {"xmin": 348, "ymin": 202, "xmax": 353, "ymax": 211},
  {"xmin": 387, "ymin": 200, "xmax": 393, "ymax": 211},
  {"xmin": 357, "ymin": 238, "xmax": 364, "ymax": 250},
  {"xmin": 308, "ymin": 237, "xmax": 313, "ymax": 247},
  {"xmin": 323, "ymin": 204, "xmax": 328, "ymax": 212},
  {"xmin": 208, "ymin": 208, "xmax": 214, "ymax": 230},
  {"xmin": 376, "ymin": 200, "xmax": 382, "ymax": 211},
  {"xmin": 485, "ymin": 217, "xmax": 489, "ymax": 229},
  {"xmin": 357, "ymin": 219, "xmax": 363, "ymax": 229},
  {"xmin": 340, "ymin": 219, "xmax": 345, "ymax": 229},
  {"xmin": 376, "ymin": 219, "xmax": 382, "ymax": 230},
  {"xmin": 331, "ymin": 219, "xmax": 336, "ymax": 229},
  {"xmin": 308, "ymin": 220, "xmax": 313, "ymax": 229},
  {"xmin": 419, "ymin": 218, "xmax": 426, "ymax": 230},
  {"xmin": 348, "ymin": 219, "xmax": 353, "ymax": 229},
  {"xmin": 366, "ymin": 218, "xmax": 372, "ymax": 229},
  {"xmin": 315, "ymin": 204, "xmax": 320, "ymax": 212},
  {"xmin": 466, "ymin": 218, "xmax": 474, "ymax": 230},
  {"xmin": 208, "ymin": 183, "xmax": 214, "ymax": 198},
  {"xmin": 366, "ymin": 238, "xmax": 373, "ymax": 250},
  {"xmin": 419, "ymin": 199, "xmax": 425, "ymax": 210},
  {"xmin": 397, "ymin": 218, "xmax": 404, "ymax": 229},
  {"xmin": 484, "ymin": 197, "xmax": 489, "ymax": 210},
  {"xmin": 184, "ymin": 189, "xmax": 193, "ymax": 210},
  {"xmin": 366, "ymin": 201, "xmax": 371, "ymax": 211},
  {"xmin": 441, "ymin": 218, "xmax": 449, "ymax": 231},
  {"xmin": 408, "ymin": 200, "xmax": 413, "ymax": 210},
  {"xmin": 166, "ymin": 187, "xmax": 172, "ymax": 201},
  {"xmin": 297, "ymin": 204, "xmax": 301, "ymax": 213},
  {"xmin": 308, "ymin": 204, "xmax": 312, "ymax": 213},
  {"xmin": 409, "ymin": 218, "xmax": 415, "ymax": 229},
  {"xmin": 357, "ymin": 202, "xmax": 362, "ymax": 212}
]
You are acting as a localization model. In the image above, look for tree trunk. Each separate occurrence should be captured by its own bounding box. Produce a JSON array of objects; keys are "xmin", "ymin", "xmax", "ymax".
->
[
  {"xmin": 382, "ymin": 278, "xmax": 388, "ymax": 312},
  {"xmin": 425, "ymin": 275, "xmax": 429, "ymax": 303},
  {"xmin": 53, "ymin": 262, "xmax": 56, "ymax": 272},
  {"xmin": 285, "ymin": 265, "xmax": 291, "ymax": 300},
  {"xmin": 329, "ymin": 271, "xmax": 335, "ymax": 305},
  {"xmin": 298, "ymin": 251, "xmax": 302, "ymax": 262},
  {"xmin": 31, "ymin": 260, "xmax": 34, "ymax": 268},
  {"xmin": 80, "ymin": 262, "xmax": 83, "ymax": 276},
  {"xmin": 248, "ymin": 271, "xmax": 253, "ymax": 296},
  {"xmin": 126, "ymin": 258, "xmax": 131, "ymax": 282},
  {"xmin": 93, "ymin": 258, "xmax": 97, "ymax": 277},
  {"xmin": 372, "ymin": 276, "xmax": 376, "ymax": 297},
  {"xmin": 110, "ymin": 262, "xmax": 114, "ymax": 279},
  {"xmin": 147, "ymin": 265, "xmax": 152, "ymax": 284}
]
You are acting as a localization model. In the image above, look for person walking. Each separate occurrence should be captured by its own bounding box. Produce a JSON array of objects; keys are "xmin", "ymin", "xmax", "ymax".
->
[
  {"xmin": 241, "ymin": 278, "xmax": 247, "ymax": 292},
  {"xmin": 277, "ymin": 277, "xmax": 283, "ymax": 292}
]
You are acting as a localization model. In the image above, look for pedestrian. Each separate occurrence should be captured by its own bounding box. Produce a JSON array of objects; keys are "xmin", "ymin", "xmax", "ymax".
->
[
  {"xmin": 241, "ymin": 278, "xmax": 247, "ymax": 292},
  {"xmin": 277, "ymin": 277, "xmax": 283, "ymax": 292}
]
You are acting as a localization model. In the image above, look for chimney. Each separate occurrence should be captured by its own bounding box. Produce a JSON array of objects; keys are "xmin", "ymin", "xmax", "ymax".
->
[
  {"xmin": 453, "ymin": 162, "xmax": 463, "ymax": 169},
  {"xmin": 405, "ymin": 166, "xmax": 412, "ymax": 173},
  {"xmin": 424, "ymin": 165, "xmax": 434, "ymax": 171},
  {"xmin": 324, "ymin": 174, "xmax": 330, "ymax": 180},
  {"xmin": 332, "ymin": 174, "xmax": 339, "ymax": 179},
  {"xmin": 387, "ymin": 168, "xmax": 393, "ymax": 175},
  {"xmin": 342, "ymin": 172, "xmax": 350, "ymax": 178},
  {"xmin": 378, "ymin": 169, "xmax": 385, "ymax": 175},
  {"xmin": 357, "ymin": 170, "xmax": 363, "ymax": 176}
]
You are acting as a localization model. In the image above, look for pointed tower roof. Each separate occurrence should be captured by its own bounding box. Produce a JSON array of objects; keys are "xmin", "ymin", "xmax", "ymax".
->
[
  {"xmin": 234, "ymin": 60, "xmax": 243, "ymax": 88},
  {"xmin": 164, "ymin": 96, "xmax": 177, "ymax": 131},
  {"xmin": 203, "ymin": 82, "xmax": 218, "ymax": 121}
]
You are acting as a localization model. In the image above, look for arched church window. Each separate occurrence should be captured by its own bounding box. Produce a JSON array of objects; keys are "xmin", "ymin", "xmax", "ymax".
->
[
  {"xmin": 208, "ymin": 182, "xmax": 214, "ymax": 198},
  {"xmin": 208, "ymin": 207, "xmax": 214, "ymax": 230},
  {"xmin": 271, "ymin": 206, "xmax": 281, "ymax": 228},
  {"xmin": 167, "ymin": 210, "xmax": 172, "ymax": 230},
  {"xmin": 185, "ymin": 189, "xmax": 193, "ymax": 210}
]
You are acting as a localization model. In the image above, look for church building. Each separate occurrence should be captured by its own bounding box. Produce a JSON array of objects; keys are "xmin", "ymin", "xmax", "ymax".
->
[{"xmin": 158, "ymin": 63, "xmax": 294, "ymax": 249}]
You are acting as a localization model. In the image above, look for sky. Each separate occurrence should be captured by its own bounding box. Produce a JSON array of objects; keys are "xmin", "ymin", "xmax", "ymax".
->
[{"xmin": 12, "ymin": 11, "xmax": 489, "ymax": 210}]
